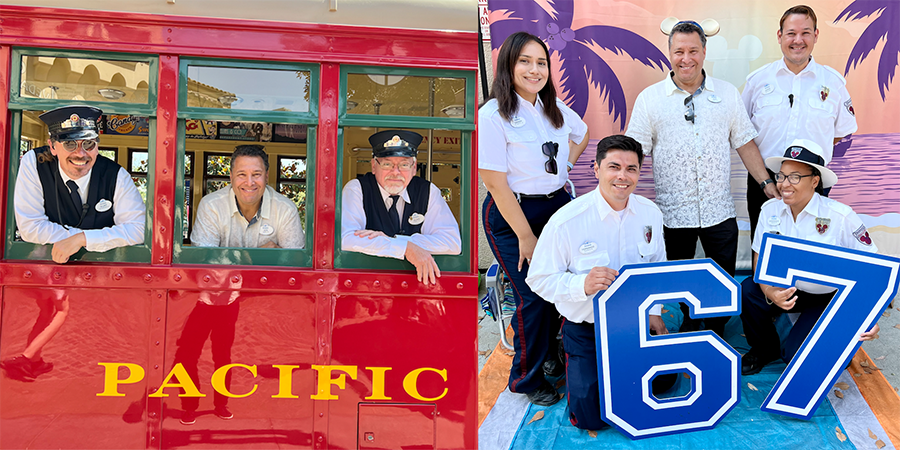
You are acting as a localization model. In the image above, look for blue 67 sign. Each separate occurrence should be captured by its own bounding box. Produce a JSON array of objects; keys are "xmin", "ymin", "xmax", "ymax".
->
[{"xmin": 592, "ymin": 234, "xmax": 899, "ymax": 440}]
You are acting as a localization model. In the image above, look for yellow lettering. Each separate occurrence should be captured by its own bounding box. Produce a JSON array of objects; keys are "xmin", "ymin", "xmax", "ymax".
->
[
  {"xmin": 271, "ymin": 365, "xmax": 300, "ymax": 398},
  {"xmin": 96, "ymin": 363, "xmax": 145, "ymax": 397},
  {"xmin": 403, "ymin": 367, "xmax": 448, "ymax": 401},
  {"xmin": 310, "ymin": 365, "xmax": 357, "ymax": 400},
  {"xmin": 364, "ymin": 367, "xmax": 392, "ymax": 400},
  {"xmin": 149, "ymin": 363, "xmax": 205, "ymax": 398},
  {"xmin": 211, "ymin": 364, "xmax": 258, "ymax": 398}
]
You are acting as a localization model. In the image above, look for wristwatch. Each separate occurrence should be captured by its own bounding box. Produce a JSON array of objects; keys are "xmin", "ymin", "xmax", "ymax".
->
[{"xmin": 759, "ymin": 178, "xmax": 775, "ymax": 189}]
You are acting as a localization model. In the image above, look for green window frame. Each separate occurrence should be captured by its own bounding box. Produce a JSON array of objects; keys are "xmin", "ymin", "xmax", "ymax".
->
[
  {"xmin": 5, "ymin": 48, "xmax": 158, "ymax": 263},
  {"xmin": 334, "ymin": 65, "xmax": 475, "ymax": 273},
  {"xmin": 173, "ymin": 58, "xmax": 319, "ymax": 267}
]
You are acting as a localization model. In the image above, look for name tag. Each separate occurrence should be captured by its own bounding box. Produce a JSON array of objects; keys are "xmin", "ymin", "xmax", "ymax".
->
[
  {"xmin": 259, "ymin": 223, "xmax": 274, "ymax": 236},
  {"xmin": 95, "ymin": 199, "xmax": 112, "ymax": 212}
]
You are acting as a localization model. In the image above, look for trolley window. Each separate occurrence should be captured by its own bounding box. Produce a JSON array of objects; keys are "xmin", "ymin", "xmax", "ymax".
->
[
  {"xmin": 174, "ymin": 58, "xmax": 318, "ymax": 266},
  {"xmin": 334, "ymin": 65, "xmax": 475, "ymax": 273},
  {"xmin": 5, "ymin": 49, "xmax": 157, "ymax": 263}
]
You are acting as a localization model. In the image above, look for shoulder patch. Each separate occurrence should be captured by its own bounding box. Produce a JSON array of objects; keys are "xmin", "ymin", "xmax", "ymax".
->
[{"xmin": 821, "ymin": 64, "xmax": 847, "ymax": 85}]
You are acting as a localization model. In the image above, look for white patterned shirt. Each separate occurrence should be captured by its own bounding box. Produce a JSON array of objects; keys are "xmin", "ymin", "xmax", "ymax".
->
[
  {"xmin": 627, "ymin": 73, "xmax": 758, "ymax": 228},
  {"xmin": 191, "ymin": 185, "xmax": 304, "ymax": 248},
  {"xmin": 526, "ymin": 187, "xmax": 666, "ymax": 323},
  {"xmin": 742, "ymin": 57, "xmax": 858, "ymax": 163}
]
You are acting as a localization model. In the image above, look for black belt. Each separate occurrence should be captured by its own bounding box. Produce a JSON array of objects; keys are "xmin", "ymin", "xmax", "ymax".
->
[{"xmin": 515, "ymin": 186, "xmax": 567, "ymax": 202}]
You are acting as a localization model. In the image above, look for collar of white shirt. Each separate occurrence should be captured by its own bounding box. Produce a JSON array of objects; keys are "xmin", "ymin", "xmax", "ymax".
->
[
  {"xmin": 57, "ymin": 161, "xmax": 92, "ymax": 198},
  {"xmin": 377, "ymin": 182, "xmax": 410, "ymax": 208},
  {"xmin": 228, "ymin": 185, "xmax": 272, "ymax": 222},
  {"xmin": 664, "ymin": 70, "xmax": 716, "ymax": 96},
  {"xmin": 514, "ymin": 91, "xmax": 545, "ymax": 114},
  {"xmin": 775, "ymin": 191, "xmax": 823, "ymax": 221},
  {"xmin": 593, "ymin": 186, "xmax": 637, "ymax": 221},
  {"xmin": 775, "ymin": 56, "xmax": 818, "ymax": 77}
]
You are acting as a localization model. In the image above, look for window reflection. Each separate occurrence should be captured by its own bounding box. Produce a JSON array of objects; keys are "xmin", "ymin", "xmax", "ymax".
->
[
  {"xmin": 346, "ymin": 74, "xmax": 466, "ymax": 118},
  {"xmin": 19, "ymin": 56, "xmax": 150, "ymax": 103},
  {"xmin": 186, "ymin": 66, "xmax": 311, "ymax": 112}
]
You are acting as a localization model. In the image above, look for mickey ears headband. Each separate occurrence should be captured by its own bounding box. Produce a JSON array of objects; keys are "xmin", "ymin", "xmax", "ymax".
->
[{"xmin": 660, "ymin": 17, "xmax": 720, "ymax": 36}]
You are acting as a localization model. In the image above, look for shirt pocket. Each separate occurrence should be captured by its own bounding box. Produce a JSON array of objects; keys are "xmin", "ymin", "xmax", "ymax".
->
[
  {"xmin": 808, "ymin": 97, "xmax": 837, "ymax": 119},
  {"xmin": 506, "ymin": 129, "xmax": 537, "ymax": 144},
  {"xmin": 755, "ymin": 92, "xmax": 784, "ymax": 111},
  {"xmin": 572, "ymin": 251, "xmax": 611, "ymax": 274},
  {"xmin": 638, "ymin": 242, "xmax": 654, "ymax": 261}
]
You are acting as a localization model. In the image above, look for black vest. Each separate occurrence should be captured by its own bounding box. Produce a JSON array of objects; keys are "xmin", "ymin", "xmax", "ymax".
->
[
  {"xmin": 358, "ymin": 173, "xmax": 430, "ymax": 237},
  {"xmin": 34, "ymin": 146, "xmax": 118, "ymax": 229}
]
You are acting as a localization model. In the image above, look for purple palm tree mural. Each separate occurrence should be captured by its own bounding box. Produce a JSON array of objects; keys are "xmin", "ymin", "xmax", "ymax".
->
[
  {"xmin": 834, "ymin": 1, "xmax": 899, "ymax": 100},
  {"xmin": 488, "ymin": 0, "xmax": 669, "ymax": 130}
]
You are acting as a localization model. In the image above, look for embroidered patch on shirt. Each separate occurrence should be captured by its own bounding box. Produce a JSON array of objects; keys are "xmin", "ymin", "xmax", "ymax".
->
[
  {"xmin": 844, "ymin": 98, "xmax": 854, "ymax": 116},
  {"xmin": 820, "ymin": 85, "xmax": 830, "ymax": 102},
  {"xmin": 644, "ymin": 225, "xmax": 652, "ymax": 243},
  {"xmin": 853, "ymin": 223, "xmax": 872, "ymax": 245},
  {"xmin": 815, "ymin": 217, "xmax": 830, "ymax": 234}
]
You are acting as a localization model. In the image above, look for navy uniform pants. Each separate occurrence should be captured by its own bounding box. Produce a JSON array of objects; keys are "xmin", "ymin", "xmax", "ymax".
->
[
  {"xmin": 562, "ymin": 319, "xmax": 677, "ymax": 430},
  {"xmin": 483, "ymin": 192, "xmax": 568, "ymax": 394},
  {"xmin": 664, "ymin": 218, "xmax": 737, "ymax": 337},
  {"xmin": 740, "ymin": 277, "xmax": 835, "ymax": 362}
]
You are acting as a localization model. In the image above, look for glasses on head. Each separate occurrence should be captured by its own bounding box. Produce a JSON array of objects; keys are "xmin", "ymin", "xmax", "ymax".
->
[
  {"xmin": 541, "ymin": 141, "xmax": 559, "ymax": 175},
  {"xmin": 375, "ymin": 158, "xmax": 415, "ymax": 172},
  {"xmin": 684, "ymin": 95, "xmax": 695, "ymax": 124},
  {"xmin": 775, "ymin": 172, "xmax": 815, "ymax": 185},
  {"xmin": 60, "ymin": 140, "xmax": 98, "ymax": 152}
]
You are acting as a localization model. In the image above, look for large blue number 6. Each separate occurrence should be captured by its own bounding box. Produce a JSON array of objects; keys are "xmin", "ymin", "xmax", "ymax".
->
[
  {"xmin": 755, "ymin": 234, "xmax": 900, "ymax": 419},
  {"xmin": 593, "ymin": 259, "xmax": 741, "ymax": 439}
]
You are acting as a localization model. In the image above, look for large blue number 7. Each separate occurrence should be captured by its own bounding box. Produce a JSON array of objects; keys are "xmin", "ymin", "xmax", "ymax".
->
[
  {"xmin": 593, "ymin": 259, "xmax": 741, "ymax": 439},
  {"xmin": 755, "ymin": 233, "xmax": 900, "ymax": 419}
]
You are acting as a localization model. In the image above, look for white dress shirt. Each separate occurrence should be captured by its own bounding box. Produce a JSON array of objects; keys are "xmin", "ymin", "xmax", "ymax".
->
[
  {"xmin": 14, "ymin": 150, "xmax": 146, "ymax": 252},
  {"xmin": 526, "ymin": 187, "xmax": 666, "ymax": 323},
  {"xmin": 479, "ymin": 94, "xmax": 588, "ymax": 195},
  {"xmin": 753, "ymin": 193, "xmax": 876, "ymax": 293},
  {"xmin": 627, "ymin": 74, "xmax": 758, "ymax": 228},
  {"xmin": 743, "ymin": 57, "xmax": 858, "ymax": 163},
  {"xmin": 341, "ymin": 178, "xmax": 461, "ymax": 259},
  {"xmin": 191, "ymin": 184, "xmax": 304, "ymax": 248}
]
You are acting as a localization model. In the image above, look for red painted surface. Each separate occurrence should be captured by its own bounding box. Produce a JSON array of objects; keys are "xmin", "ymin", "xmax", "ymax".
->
[{"xmin": 0, "ymin": 6, "xmax": 478, "ymax": 449}]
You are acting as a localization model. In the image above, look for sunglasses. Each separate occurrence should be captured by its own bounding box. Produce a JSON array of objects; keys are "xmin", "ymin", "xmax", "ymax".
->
[
  {"xmin": 60, "ymin": 140, "xmax": 98, "ymax": 152},
  {"xmin": 684, "ymin": 95, "xmax": 695, "ymax": 124},
  {"xmin": 541, "ymin": 141, "xmax": 559, "ymax": 175}
]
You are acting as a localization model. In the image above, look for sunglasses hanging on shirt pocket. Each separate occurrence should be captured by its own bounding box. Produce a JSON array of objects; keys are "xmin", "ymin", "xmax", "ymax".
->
[{"xmin": 542, "ymin": 141, "xmax": 559, "ymax": 174}]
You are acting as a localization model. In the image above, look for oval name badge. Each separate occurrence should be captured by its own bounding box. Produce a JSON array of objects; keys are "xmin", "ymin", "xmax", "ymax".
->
[
  {"xmin": 708, "ymin": 94, "xmax": 722, "ymax": 103},
  {"xmin": 762, "ymin": 84, "xmax": 774, "ymax": 95},
  {"xmin": 95, "ymin": 199, "xmax": 113, "ymax": 212},
  {"xmin": 259, "ymin": 223, "xmax": 275, "ymax": 236},
  {"xmin": 768, "ymin": 215, "xmax": 781, "ymax": 227},
  {"xmin": 408, "ymin": 213, "xmax": 425, "ymax": 225},
  {"xmin": 579, "ymin": 241, "xmax": 597, "ymax": 254},
  {"xmin": 510, "ymin": 116, "xmax": 526, "ymax": 128}
]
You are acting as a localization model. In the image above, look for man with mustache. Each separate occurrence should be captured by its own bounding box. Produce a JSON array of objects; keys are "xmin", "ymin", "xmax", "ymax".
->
[
  {"xmin": 2, "ymin": 105, "xmax": 145, "ymax": 381},
  {"xmin": 341, "ymin": 130, "xmax": 461, "ymax": 285}
]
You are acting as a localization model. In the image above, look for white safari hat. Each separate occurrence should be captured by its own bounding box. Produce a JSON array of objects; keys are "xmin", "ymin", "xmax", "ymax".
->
[{"xmin": 765, "ymin": 138, "xmax": 838, "ymax": 188}]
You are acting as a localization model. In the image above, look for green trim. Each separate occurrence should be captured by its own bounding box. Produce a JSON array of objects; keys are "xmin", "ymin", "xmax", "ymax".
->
[
  {"xmin": 331, "ymin": 129, "xmax": 471, "ymax": 273},
  {"xmin": 4, "ymin": 111, "xmax": 153, "ymax": 263},
  {"xmin": 173, "ymin": 122, "xmax": 315, "ymax": 267},
  {"xmin": 10, "ymin": 48, "xmax": 158, "ymax": 111},
  {"xmin": 178, "ymin": 58, "xmax": 319, "ymax": 121},
  {"xmin": 340, "ymin": 65, "xmax": 476, "ymax": 124}
]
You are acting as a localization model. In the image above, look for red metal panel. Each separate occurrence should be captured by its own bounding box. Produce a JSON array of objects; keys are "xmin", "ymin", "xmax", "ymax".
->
[
  {"xmin": 0, "ymin": 44, "xmax": 10, "ymax": 258},
  {"xmin": 159, "ymin": 291, "xmax": 317, "ymax": 448},
  {"xmin": 152, "ymin": 55, "xmax": 179, "ymax": 266},
  {"xmin": 0, "ymin": 287, "xmax": 153, "ymax": 449},
  {"xmin": 327, "ymin": 294, "xmax": 477, "ymax": 450},
  {"xmin": 0, "ymin": 7, "xmax": 477, "ymax": 70},
  {"xmin": 314, "ymin": 62, "xmax": 340, "ymax": 271},
  {"xmin": 358, "ymin": 403, "xmax": 435, "ymax": 449}
]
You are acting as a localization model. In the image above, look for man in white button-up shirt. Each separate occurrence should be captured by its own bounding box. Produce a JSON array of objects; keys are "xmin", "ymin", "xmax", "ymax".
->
[
  {"xmin": 342, "ymin": 130, "xmax": 461, "ymax": 285},
  {"xmin": 626, "ymin": 21, "xmax": 778, "ymax": 337},
  {"xmin": 742, "ymin": 5, "xmax": 857, "ymax": 239},
  {"xmin": 527, "ymin": 135, "xmax": 674, "ymax": 430},
  {"xmin": 191, "ymin": 145, "xmax": 304, "ymax": 249}
]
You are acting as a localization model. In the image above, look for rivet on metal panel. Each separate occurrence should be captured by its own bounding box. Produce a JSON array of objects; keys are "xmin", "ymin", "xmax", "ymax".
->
[
  {"xmin": 317, "ymin": 278, "xmax": 324, "ymax": 286},
  {"xmin": 149, "ymin": 412, "xmax": 157, "ymax": 417},
  {"xmin": 167, "ymin": 28, "xmax": 172, "ymax": 33},
  {"xmin": 366, "ymin": 433, "xmax": 374, "ymax": 441},
  {"xmin": 151, "ymin": 436, "xmax": 156, "ymax": 442},
  {"xmin": 166, "ymin": 56, "xmax": 170, "ymax": 60},
  {"xmin": 203, "ymin": 275, "xmax": 211, "ymax": 282},
  {"xmin": 160, "ymin": 226, "xmax": 166, "ymax": 233},
  {"xmin": 323, "ymin": 204, "xmax": 328, "ymax": 209},
  {"xmin": 167, "ymin": 38, "xmax": 172, "ymax": 43},
  {"xmin": 24, "ymin": 271, "xmax": 32, "ymax": 278},
  {"xmin": 164, "ymin": 112, "xmax": 170, "ymax": 119},
  {"xmin": 326, "ymin": 119, "xmax": 332, "ymax": 125},
  {"xmin": 155, "ymin": 364, "xmax": 159, "ymax": 369},
  {"xmin": 317, "ymin": 436, "xmax": 323, "ymax": 442},
  {"xmin": 157, "ymin": 317, "xmax": 161, "ymax": 322},
  {"xmin": 166, "ymin": 83, "xmax": 171, "ymax": 89},
  {"xmin": 289, "ymin": 277, "xmax": 296, "ymax": 286},
  {"xmin": 163, "ymin": 139, "xmax": 169, "ymax": 146},
  {"xmin": 344, "ymin": 280, "xmax": 352, "ymax": 288},
  {"xmin": 144, "ymin": 274, "xmax": 153, "ymax": 282},
  {"xmin": 158, "ymin": 256, "xmax": 164, "ymax": 263},
  {"xmin": 319, "ymin": 412, "xmax": 324, "ymax": 417},
  {"xmin": 232, "ymin": 275, "xmax": 240, "ymax": 283},
  {"xmin": 437, "ymin": 411, "xmax": 441, "ymax": 416},
  {"xmin": 155, "ymin": 341, "xmax": 160, "ymax": 345},
  {"xmin": 457, "ymin": 282, "xmax": 464, "ymax": 290},
  {"xmin": 173, "ymin": 274, "xmax": 182, "ymax": 281},
  {"xmin": 162, "ymin": 169, "xmax": 168, "ymax": 175},
  {"xmin": 260, "ymin": 277, "xmax": 268, "ymax": 284},
  {"xmin": 321, "ymin": 260, "xmax": 327, "ymax": 266},
  {"xmin": 114, "ymin": 273, "xmax": 123, "ymax": 280},
  {"xmin": 53, "ymin": 272, "xmax": 61, "ymax": 280},
  {"xmin": 373, "ymin": 280, "xmax": 381, "ymax": 288},
  {"xmin": 401, "ymin": 281, "xmax": 409, "ymax": 289},
  {"xmin": 157, "ymin": 293, "xmax": 162, "ymax": 298},
  {"xmin": 324, "ymin": 148, "xmax": 330, "ymax": 153},
  {"xmin": 324, "ymin": 176, "xmax": 329, "ymax": 181}
]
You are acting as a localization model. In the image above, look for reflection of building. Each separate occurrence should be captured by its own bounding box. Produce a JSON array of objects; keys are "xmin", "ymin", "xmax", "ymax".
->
[{"xmin": 20, "ymin": 56, "xmax": 150, "ymax": 103}]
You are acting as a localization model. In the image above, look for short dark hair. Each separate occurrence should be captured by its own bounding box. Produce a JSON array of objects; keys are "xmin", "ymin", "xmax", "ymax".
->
[
  {"xmin": 230, "ymin": 144, "xmax": 269, "ymax": 172},
  {"xmin": 485, "ymin": 31, "xmax": 564, "ymax": 129},
  {"xmin": 596, "ymin": 135, "xmax": 644, "ymax": 167},
  {"xmin": 669, "ymin": 21, "xmax": 706, "ymax": 49},
  {"xmin": 780, "ymin": 5, "xmax": 817, "ymax": 31}
]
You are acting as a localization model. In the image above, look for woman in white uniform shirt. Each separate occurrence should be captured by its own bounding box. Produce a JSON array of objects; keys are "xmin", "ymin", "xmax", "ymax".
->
[
  {"xmin": 740, "ymin": 138, "xmax": 880, "ymax": 375},
  {"xmin": 479, "ymin": 31, "xmax": 589, "ymax": 405}
]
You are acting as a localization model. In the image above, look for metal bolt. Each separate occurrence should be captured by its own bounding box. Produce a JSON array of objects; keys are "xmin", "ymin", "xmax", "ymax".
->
[
  {"xmin": 401, "ymin": 281, "xmax": 409, "ymax": 289},
  {"xmin": 344, "ymin": 280, "xmax": 352, "ymax": 288},
  {"xmin": 24, "ymin": 271, "xmax": 32, "ymax": 278},
  {"xmin": 289, "ymin": 277, "xmax": 296, "ymax": 286},
  {"xmin": 260, "ymin": 277, "xmax": 268, "ymax": 284},
  {"xmin": 231, "ymin": 275, "xmax": 240, "ymax": 283},
  {"xmin": 154, "ymin": 365, "xmax": 159, "ymax": 369},
  {"xmin": 144, "ymin": 274, "xmax": 152, "ymax": 282},
  {"xmin": 317, "ymin": 279, "xmax": 324, "ymax": 286},
  {"xmin": 162, "ymin": 169, "xmax": 168, "ymax": 175},
  {"xmin": 160, "ymin": 226, "xmax": 166, "ymax": 233},
  {"xmin": 114, "ymin": 273, "xmax": 123, "ymax": 280},
  {"xmin": 155, "ymin": 341, "xmax": 160, "ymax": 346},
  {"xmin": 373, "ymin": 280, "xmax": 381, "ymax": 288},
  {"xmin": 457, "ymin": 282, "xmax": 464, "ymax": 290},
  {"xmin": 157, "ymin": 293, "xmax": 162, "ymax": 298},
  {"xmin": 203, "ymin": 275, "xmax": 211, "ymax": 282},
  {"xmin": 173, "ymin": 274, "xmax": 182, "ymax": 281},
  {"xmin": 53, "ymin": 272, "xmax": 61, "ymax": 280},
  {"xmin": 157, "ymin": 317, "xmax": 161, "ymax": 322}
]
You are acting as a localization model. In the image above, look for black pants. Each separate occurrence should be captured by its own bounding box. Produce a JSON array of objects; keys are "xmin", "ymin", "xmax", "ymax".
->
[
  {"xmin": 483, "ymin": 192, "xmax": 569, "ymax": 394},
  {"xmin": 747, "ymin": 171, "xmax": 830, "ymax": 241},
  {"xmin": 740, "ymin": 277, "xmax": 835, "ymax": 362},
  {"xmin": 664, "ymin": 218, "xmax": 737, "ymax": 337}
]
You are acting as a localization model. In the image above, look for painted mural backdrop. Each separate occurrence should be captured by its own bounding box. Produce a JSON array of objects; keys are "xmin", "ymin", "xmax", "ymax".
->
[{"xmin": 487, "ymin": 0, "xmax": 900, "ymax": 262}]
